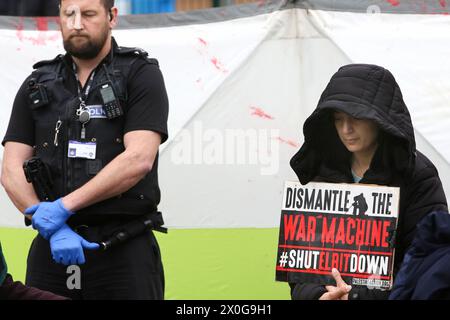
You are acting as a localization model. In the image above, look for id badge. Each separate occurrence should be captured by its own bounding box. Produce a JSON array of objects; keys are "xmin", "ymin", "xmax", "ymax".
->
[{"xmin": 68, "ymin": 140, "xmax": 97, "ymax": 160}]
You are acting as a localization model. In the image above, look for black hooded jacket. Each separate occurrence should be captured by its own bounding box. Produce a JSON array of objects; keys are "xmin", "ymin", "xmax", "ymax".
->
[
  {"xmin": 289, "ymin": 64, "xmax": 448, "ymax": 300},
  {"xmin": 389, "ymin": 211, "xmax": 450, "ymax": 300}
]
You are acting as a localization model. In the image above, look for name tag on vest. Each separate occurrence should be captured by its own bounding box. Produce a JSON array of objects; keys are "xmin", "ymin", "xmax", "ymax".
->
[
  {"xmin": 68, "ymin": 140, "xmax": 97, "ymax": 160},
  {"xmin": 88, "ymin": 105, "xmax": 107, "ymax": 119}
]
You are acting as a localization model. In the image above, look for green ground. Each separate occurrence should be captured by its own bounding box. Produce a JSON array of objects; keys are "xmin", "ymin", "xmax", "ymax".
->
[{"xmin": 0, "ymin": 227, "xmax": 289, "ymax": 300}]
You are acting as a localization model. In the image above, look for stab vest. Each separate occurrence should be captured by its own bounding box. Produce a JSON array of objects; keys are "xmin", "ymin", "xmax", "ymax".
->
[{"xmin": 28, "ymin": 41, "xmax": 161, "ymax": 218}]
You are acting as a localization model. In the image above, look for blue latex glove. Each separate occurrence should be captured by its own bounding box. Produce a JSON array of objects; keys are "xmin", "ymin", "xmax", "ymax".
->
[
  {"xmin": 50, "ymin": 224, "xmax": 100, "ymax": 266},
  {"xmin": 25, "ymin": 198, "xmax": 74, "ymax": 240}
]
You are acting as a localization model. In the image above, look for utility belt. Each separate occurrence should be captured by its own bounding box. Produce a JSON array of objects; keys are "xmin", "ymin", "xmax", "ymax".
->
[
  {"xmin": 24, "ymin": 156, "xmax": 167, "ymax": 250},
  {"xmin": 68, "ymin": 211, "xmax": 167, "ymax": 251}
]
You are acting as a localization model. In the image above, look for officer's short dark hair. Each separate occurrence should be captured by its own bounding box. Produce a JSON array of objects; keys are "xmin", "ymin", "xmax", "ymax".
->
[{"xmin": 59, "ymin": 0, "xmax": 115, "ymax": 13}]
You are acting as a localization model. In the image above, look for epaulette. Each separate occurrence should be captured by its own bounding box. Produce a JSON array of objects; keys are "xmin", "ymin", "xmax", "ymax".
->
[
  {"xmin": 147, "ymin": 58, "xmax": 159, "ymax": 66},
  {"xmin": 116, "ymin": 46, "xmax": 159, "ymax": 66},
  {"xmin": 33, "ymin": 54, "xmax": 64, "ymax": 69},
  {"xmin": 116, "ymin": 46, "xmax": 149, "ymax": 58}
]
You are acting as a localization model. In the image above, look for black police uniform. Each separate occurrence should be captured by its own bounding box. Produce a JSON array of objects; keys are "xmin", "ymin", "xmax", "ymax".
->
[{"xmin": 2, "ymin": 38, "xmax": 169, "ymax": 299}]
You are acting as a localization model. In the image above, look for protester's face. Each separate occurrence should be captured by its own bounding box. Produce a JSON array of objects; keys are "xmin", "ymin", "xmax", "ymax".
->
[
  {"xmin": 60, "ymin": 0, "xmax": 114, "ymax": 60},
  {"xmin": 334, "ymin": 111, "xmax": 379, "ymax": 155}
]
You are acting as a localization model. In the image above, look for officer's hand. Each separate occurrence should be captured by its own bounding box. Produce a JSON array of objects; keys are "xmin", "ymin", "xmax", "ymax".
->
[
  {"xmin": 49, "ymin": 224, "xmax": 100, "ymax": 266},
  {"xmin": 25, "ymin": 198, "xmax": 75, "ymax": 240}
]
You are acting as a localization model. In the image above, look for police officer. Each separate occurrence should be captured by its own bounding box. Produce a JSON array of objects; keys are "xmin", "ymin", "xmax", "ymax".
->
[{"xmin": 1, "ymin": 0, "xmax": 169, "ymax": 300}]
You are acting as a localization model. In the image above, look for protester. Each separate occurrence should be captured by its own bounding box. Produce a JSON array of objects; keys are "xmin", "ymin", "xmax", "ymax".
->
[{"xmin": 289, "ymin": 64, "xmax": 448, "ymax": 300}]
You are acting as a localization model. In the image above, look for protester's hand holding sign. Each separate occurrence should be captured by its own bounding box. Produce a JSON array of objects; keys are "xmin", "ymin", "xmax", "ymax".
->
[{"xmin": 319, "ymin": 269, "xmax": 352, "ymax": 300}]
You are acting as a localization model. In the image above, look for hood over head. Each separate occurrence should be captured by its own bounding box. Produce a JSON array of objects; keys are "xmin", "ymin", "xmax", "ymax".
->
[{"xmin": 291, "ymin": 64, "xmax": 416, "ymax": 184}]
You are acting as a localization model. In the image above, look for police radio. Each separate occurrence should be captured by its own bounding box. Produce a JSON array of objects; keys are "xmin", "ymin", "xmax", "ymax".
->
[
  {"xmin": 28, "ymin": 78, "xmax": 49, "ymax": 109},
  {"xmin": 100, "ymin": 82, "xmax": 123, "ymax": 119}
]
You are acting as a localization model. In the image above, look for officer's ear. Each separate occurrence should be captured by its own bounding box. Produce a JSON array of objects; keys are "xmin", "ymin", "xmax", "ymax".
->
[{"xmin": 109, "ymin": 7, "xmax": 118, "ymax": 27}]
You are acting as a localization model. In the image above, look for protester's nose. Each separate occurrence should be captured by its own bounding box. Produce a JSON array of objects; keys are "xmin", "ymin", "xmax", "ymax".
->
[{"xmin": 342, "ymin": 118, "xmax": 354, "ymax": 134}]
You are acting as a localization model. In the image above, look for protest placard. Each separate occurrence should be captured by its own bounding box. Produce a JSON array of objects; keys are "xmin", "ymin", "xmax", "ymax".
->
[{"xmin": 276, "ymin": 181, "xmax": 399, "ymax": 289}]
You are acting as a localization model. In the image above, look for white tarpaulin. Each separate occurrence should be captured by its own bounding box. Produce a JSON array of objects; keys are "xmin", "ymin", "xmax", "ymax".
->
[{"xmin": 0, "ymin": 1, "xmax": 448, "ymax": 228}]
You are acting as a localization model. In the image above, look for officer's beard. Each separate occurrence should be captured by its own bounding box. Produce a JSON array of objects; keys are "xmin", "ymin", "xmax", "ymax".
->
[{"xmin": 63, "ymin": 31, "xmax": 109, "ymax": 60}]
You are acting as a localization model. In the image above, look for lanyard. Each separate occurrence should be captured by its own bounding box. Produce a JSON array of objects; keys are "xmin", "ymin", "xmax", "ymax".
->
[
  {"xmin": 73, "ymin": 63, "xmax": 95, "ymax": 140},
  {"xmin": 72, "ymin": 62, "xmax": 96, "ymax": 105}
]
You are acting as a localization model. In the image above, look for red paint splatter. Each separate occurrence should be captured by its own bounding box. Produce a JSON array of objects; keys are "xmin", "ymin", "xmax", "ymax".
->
[
  {"xmin": 15, "ymin": 17, "xmax": 61, "ymax": 46},
  {"xmin": 35, "ymin": 17, "xmax": 49, "ymax": 31},
  {"xmin": 196, "ymin": 37, "xmax": 228, "ymax": 74},
  {"xmin": 275, "ymin": 137, "xmax": 300, "ymax": 148},
  {"xmin": 211, "ymin": 57, "xmax": 228, "ymax": 74},
  {"xmin": 386, "ymin": 0, "xmax": 400, "ymax": 6},
  {"xmin": 197, "ymin": 37, "xmax": 228, "ymax": 73},
  {"xmin": 198, "ymin": 37, "xmax": 208, "ymax": 46},
  {"xmin": 250, "ymin": 107, "xmax": 274, "ymax": 120},
  {"xmin": 16, "ymin": 19, "xmax": 25, "ymax": 42},
  {"xmin": 440, "ymin": 0, "xmax": 446, "ymax": 8}
]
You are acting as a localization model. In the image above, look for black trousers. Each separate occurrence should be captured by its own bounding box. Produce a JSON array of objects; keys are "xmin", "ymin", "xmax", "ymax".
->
[{"xmin": 25, "ymin": 221, "xmax": 165, "ymax": 300}]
